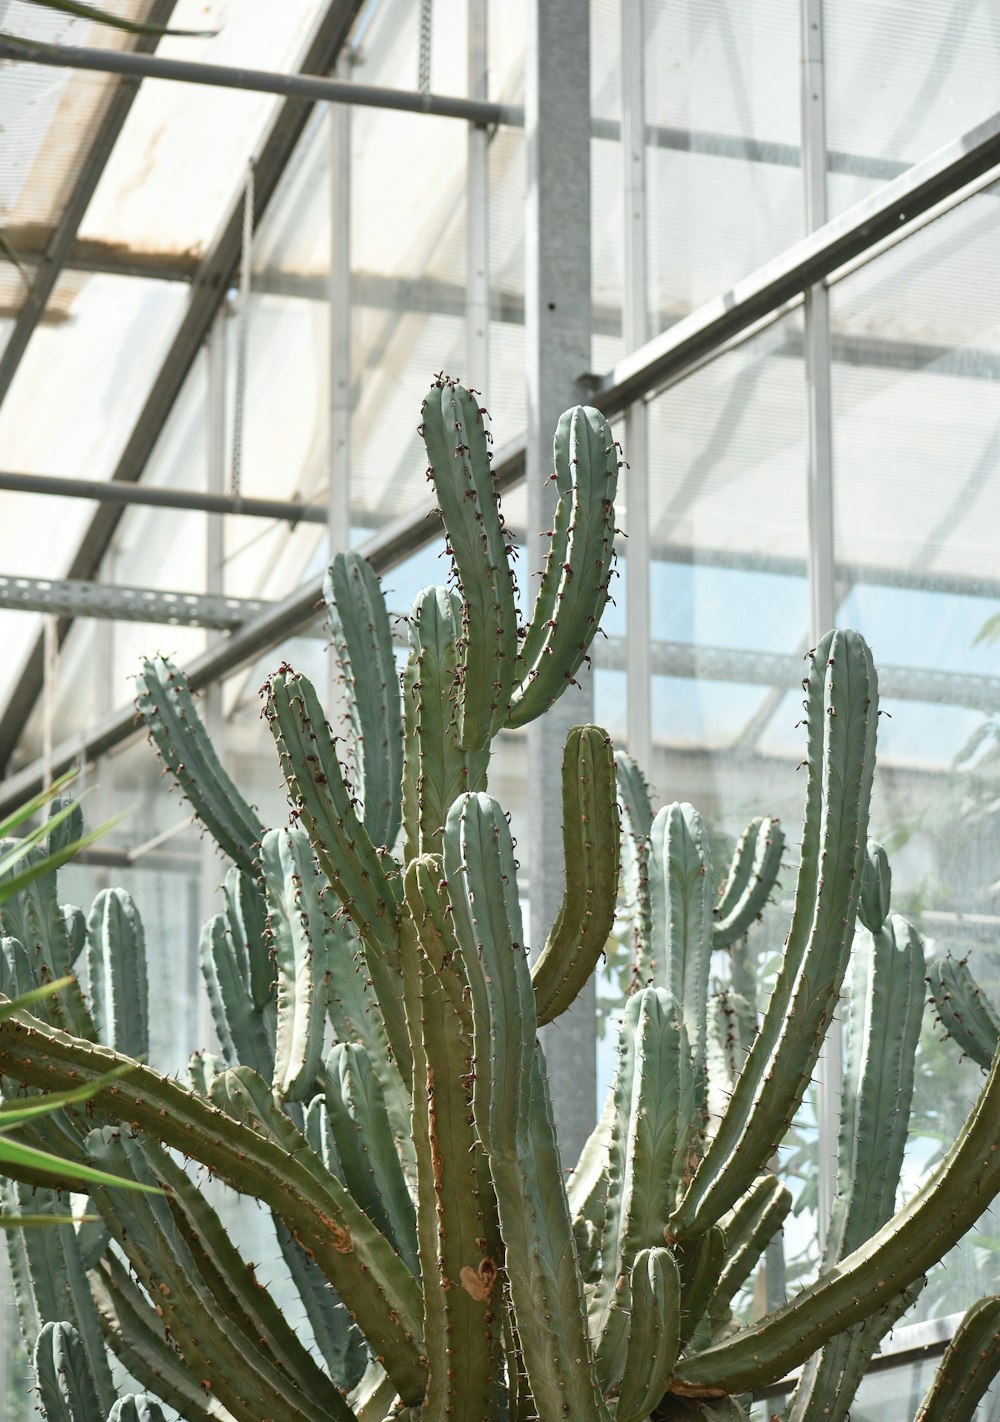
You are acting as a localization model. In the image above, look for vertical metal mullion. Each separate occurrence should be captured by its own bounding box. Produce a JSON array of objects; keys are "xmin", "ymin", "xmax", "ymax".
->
[
  {"xmin": 622, "ymin": 0, "xmax": 651, "ymax": 774},
  {"xmin": 801, "ymin": 0, "xmax": 840, "ymax": 1243},
  {"xmin": 467, "ymin": 0, "xmax": 490, "ymax": 391},
  {"xmin": 525, "ymin": 0, "xmax": 594, "ymax": 1163}
]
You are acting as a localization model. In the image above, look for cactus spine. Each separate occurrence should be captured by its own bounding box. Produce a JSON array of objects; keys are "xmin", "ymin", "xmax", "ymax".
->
[{"xmin": 0, "ymin": 378, "xmax": 996, "ymax": 1422}]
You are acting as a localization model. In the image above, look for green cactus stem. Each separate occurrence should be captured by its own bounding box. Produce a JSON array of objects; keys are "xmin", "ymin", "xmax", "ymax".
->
[
  {"xmin": 712, "ymin": 816, "xmax": 785, "ymax": 949},
  {"xmin": 531, "ymin": 725, "xmax": 620, "ymax": 1025},
  {"xmin": 912, "ymin": 1295, "xmax": 1000, "ymax": 1422},
  {"xmin": 926, "ymin": 954, "xmax": 1000, "ymax": 1070}
]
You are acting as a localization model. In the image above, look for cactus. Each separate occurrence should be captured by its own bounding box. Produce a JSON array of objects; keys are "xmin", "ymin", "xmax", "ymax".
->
[{"xmin": 0, "ymin": 378, "xmax": 997, "ymax": 1422}]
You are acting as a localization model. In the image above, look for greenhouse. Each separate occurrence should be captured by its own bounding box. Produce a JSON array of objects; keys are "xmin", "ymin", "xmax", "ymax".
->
[{"xmin": 0, "ymin": 0, "xmax": 997, "ymax": 1418}]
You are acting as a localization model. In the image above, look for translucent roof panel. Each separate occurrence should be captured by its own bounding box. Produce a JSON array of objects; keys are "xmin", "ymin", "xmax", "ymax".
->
[
  {"xmin": 78, "ymin": 0, "xmax": 333, "ymax": 261},
  {"xmin": 825, "ymin": 0, "xmax": 1000, "ymax": 218},
  {"xmin": 0, "ymin": 0, "xmax": 159, "ymax": 250}
]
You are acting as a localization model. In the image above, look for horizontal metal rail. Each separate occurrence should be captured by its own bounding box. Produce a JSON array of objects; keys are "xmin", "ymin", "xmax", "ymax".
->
[
  {"xmin": 0, "ymin": 471, "xmax": 326, "ymax": 524},
  {"xmin": 591, "ymin": 109, "xmax": 1000, "ymax": 415},
  {"xmin": 0, "ymin": 37, "xmax": 520, "ymax": 126},
  {"xmin": 0, "ymin": 575, "xmax": 268, "ymax": 630}
]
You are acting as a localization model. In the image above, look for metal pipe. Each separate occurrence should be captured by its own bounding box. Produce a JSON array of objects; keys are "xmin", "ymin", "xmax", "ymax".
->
[
  {"xmin": 0, "ymin": 470, "xmax": 327, "ymax": 524},
  {"xmin": 592, "ymin": 108, "xmax": 1000, "ymax": 415},
  {"xmin": 0, "ymin": 36, "xmax": 520, "ymax": 127}
]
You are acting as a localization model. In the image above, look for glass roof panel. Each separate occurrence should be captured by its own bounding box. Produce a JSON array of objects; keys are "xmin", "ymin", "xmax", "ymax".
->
[{"xmin": 78, "ymin": 0, "xmax": 331, "ymax": 260}]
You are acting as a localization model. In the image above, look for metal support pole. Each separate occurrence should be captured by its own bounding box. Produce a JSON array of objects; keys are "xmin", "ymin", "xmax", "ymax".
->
[
  {"xmin": 466, "ymin": 0, "xmax": 490, "ymax": 391},
  {"xmin": 329, "ymin": 51, "xmax": 353, "ymax": 552},
  {"xmin": 42, "ymin": 614, "xmax": 57, "ymax": 790},
  {"xmin": 621, "ymin": 0, "xmax": 651, "ymax": 775},
  {"xmin": 801, "ymin": 0, "xmax": 840, "ymax": 1244},
  {"xmin": 525, "ymin": 0, "xmax": 595, "ymax": 1164}
]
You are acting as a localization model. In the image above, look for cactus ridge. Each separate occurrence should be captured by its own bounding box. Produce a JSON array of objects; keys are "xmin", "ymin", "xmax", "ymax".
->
[
  {"xmin": 33, "ymin": 1320, "xmax": 103, "ymax": 1422},
  {"xmin": 86, "ymin": 888, "xmax": 148, "ymax": 1061},
  {"xmin": 926, "ymin": 953, "xmax": 1000, "ymax": 1069},
  {"xmin": 648, "ymin": 802, "xmax": 714, "ymax": 1082},
  {"xmin": 420, "ymin": 379, "xmax": 517, "ymax": 749},
  {"xmin": 135, "ymin": 655, "xmax": 264, "ymax": 874},
  {"xmin": 712, "ymin": 815, "xmax": 785, "ymax": 949},
  {"xmin": 614, "ymin": 749, "xmax": 655, "ymax": 978},
  {"xmin": 324, "ymin": 551, "xmax": 404, "ymax": 850},
  {"xmin": 262, "ymin": 826, "xmax": 329, "ymax": 1102},
  {"xmin": 531, "ymin": 724, "xmax": 621, "ymax": 1025},
  {"xmin": 912, "ymin": 1296, "xmax": 1000, "ymax": 1422}
]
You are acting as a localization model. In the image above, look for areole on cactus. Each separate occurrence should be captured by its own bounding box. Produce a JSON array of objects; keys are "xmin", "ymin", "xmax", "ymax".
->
[{"xmin": 0, "ymin": 375, "xmax": 996, "ymax": 1422}]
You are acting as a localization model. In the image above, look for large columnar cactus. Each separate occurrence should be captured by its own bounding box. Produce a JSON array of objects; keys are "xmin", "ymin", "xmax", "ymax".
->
[{"xmin": 0, "ymin": 376, "xmax": 998, "ymax": 1422}]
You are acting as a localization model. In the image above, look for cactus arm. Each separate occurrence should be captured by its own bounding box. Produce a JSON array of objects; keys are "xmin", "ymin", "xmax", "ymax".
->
[
  {"xmin": 223, "ymin": 867, "xmax": 274, "ymax": 1011},
  {"xmin": 324, "ymin": 553, "xmax": 404, "ymax": 850},
  {"xmin": 0, "ymin": 1011, "xmax": 426, "ymax": 1403},
  {"xmin": 400, "ymin": 587, "xmax": 490, "ymax": 863},
  {"xmin": 826, "ymin": 912, "xmax": 924, "ymax": 1263},
  {"xmin": 420, "ymin": 379, "xmax": 517, "ymax": 748},
  {"xmin": 614, "ymin": 749, "xmax": 654, "ymax": 977},
  {"xmin": 108, "ymin": 1400, "xmax": 170, "ymax": 1422},
  {"xmin": 671, "ymin": 630, "xmax": 878, "ymax": 1236},
  {"xmin": 707, "ymin": 1175, "xmax": 791, "ymax": 1325},
  {"xmin": 134, "ymin": 1135, "xmax": 353, "ymax": 1418},
  {"xmin": 614, "ymin": 1248, "xmax": 682, "ymax": 1422},
  {"xmin": 507, "ymin": 406, "xmax": 619, "ymax": 729},
  {"xmin": 712, "ymin": 817, "xmax": 785, "ymax": 949},
  {"xmin": 531, "ymin": 726, "xmax": 620, "ymax": 1026},
  {"xmin": 589, "ymin": 987, "xmax": 693, "ymax": 1388},
  {"xmin": 648, "ymin": 802, "xmax": 714, "ymax": 1077},
  {"xmin": 199, "ymin": 914, "xmax": 274, "ymax": 1079},
  {"xmin": 676, "ymin": 1226, "xmax": 727, "ymax": 1349},
  {"xmin": 34, "ymin": 1321, "xmax": 103, "ymax": 1422},
  {"xmin": 324, "ymin": 1043, "xmax": 419, "ymax": 1273},
  {"xmin": 1, "ymin": 871, "xmax": 95, "ymax": 1039},
  {"xmin": 86, "ymin": 889, "xmax": 148, "ymax": 1060},
  {"xmin": 273, "ymin": 1221, "xmax": 368, "ymax": 1393},
  {"xmin": 325, "ymin": 916, "xmax": 415, "ymax": 1184},
  {"xmin": 404, "ymin": 855, "xmax": 503, "ymax": 1422},
  {"xmin": 927, "ymin": 955, "xmax": 1000, "ymax": 1070},
  {"xmin": 263, "ymin": 668, "xmax": 410, "ymax": 1083},
  {"xmin": 261, "ymin": 827, "xmax": 328, "ymax": 1102},
  {"xmin": 671, "ymin": 1035, "xmax": 1000, "ymax": 1393},
  {"xmin": 91, "ymin": 1254, "xmax": 231, "ymax": 1422},
  {"xmin": 351, "ymin": 1364, "xmax": 398, "ymax": 1422},
  {"xmin": 135, "ymin": 656, "xmax": 263, "ymax": 873},
  {"xmin": 912, "ymin": 1296, "xmax": 1000, "ymax": 1422},
  {"xmin": 84, "ymin": 1126, "xmax": 353, "ymax": 1422},
  {"xmin": 444, "ymin": 792, "xmax": 611, "ymax": 1422},
  {"xmin": 785, "ymin": 1282, "xmax": 921, "ymax": 1422}
]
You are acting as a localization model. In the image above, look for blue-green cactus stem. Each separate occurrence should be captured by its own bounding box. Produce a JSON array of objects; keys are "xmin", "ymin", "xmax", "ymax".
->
[
  {"xmin": 614, "ymin": 749, "xmax": 654, "ymax": 978},
  {"xmin": 670, "ymin": 629, "xmax": 878, "ymax": 1237},
  {"xmin": 324, "ymin": 915, "xmax": 415, "ymax": 1183},
  {"xmin": 400, "ymin": 586, "xmax": 489, "ymax": 862},
  {"xmin": 34, "ymin": 1321, "xmax": 103, "ymax": 1422},
  {"xmin": 786, "ymin": 1283, "xmax": 921, "ymax": 1422},
  {"xmin": 712, "ymin": 817, "xmax": 785, "ymax": 949},
  {"xmin": 589, "ymin": 987, "xmax": 693, "ymax": 1389},
  {"xmin": 404, "ymin": 854, "xmax": 504, "ymax": 1422},
  {"xmin": 223, "ymin": 867, "xmax": 274, "ymax": 1011},
  {"xmin": 324, "ymin": 1043, "xmax": 418, "ymax": 1273},
  {"xmin": 531, "ymin": 725, "xmax": 620, "ymax": 1025},
  {"xmin": 272, "ymin": 1220, "xmax": 368, "ymax": 1395},
  {"xmin": 826, "ymin": 911, "xmax": 924, "ymax": 1264},
  {"xmin": 199, "ymin": 914, "xmax": 274, "ymax": 1080},
  {"xmin": 107, "ymin": 1399, "xmax": 170, "ymax": 1422},
  {"xmin": 135, "ymin": 656, "xmax": 264, "ymax": 875},
  {"xmin": 707, "ymin": 1175, "xmax": 792, "ymax": 1326},
  {"xmin": 912, "ymin": 1296, "xmax": 1000, "ymax": 1422},
  {"xmin": 648, "ymin": 802, "xmax": 713, "ymax": 1080},
  {"xmin": 126, "ymin": 1132, "xmax": 351, "ymax": 1417},
  {"xmin": 706, "ymin": 990, "xmax": 756, "ymax": 1126},
  {"xmin": 86, "ymin": 888, "xmax": 148, "ymax": 1060},
  {"xmin": 420, "ymin": 378, "xmax": 517, "ymax": 749},
  {"xmin": 926, "ymin": 954, "xmax": 1000, "ymax": 1070},
  {"xmin": 615, "ymin": 1247, "xmax": 681, "ymax": 1422},
  {"xmin": 0, "ymin": 1010, "xmax": 426, "ymax": 1403},
  {"xmin": 263, "ymin": 666, "xmax": 410, "ymax": 1082},
  {"xmin": 324, "ymin": 552, "xmax": 404, "ymax": 850},
  {"xmin": 857, "ymin": 839, "xmax": 891, "ymax": 934},
  {"xmin": 675, "ymin": 1226, "xmax": 726, "ymax": 1349},
  {"xmin": 567, "ymin": 1088, "xmax": 615, "ymax": 1276},
  {"xmin": 261, "ymin": 827, "xmax": 328, "ymax": 1102},
  {"xmin": 84, "ymin": 1126, "xmax": 354, "ymax": 1422},
  {"xmin": 90, "ymin": 1252, "xmax": 229, "ymax": 1422},
  {"xmin": 508, "ymin": 405, "xmax": 619, "ymax": 729},
  {"xmin": 444, "ymin": 792, "xmax": 611, "ymax": 1422},
  {"xmin": 0, "ymin": 863, "xmax": 95, "ymax": 1040},
  {"xmin": 671, "ymin": 1031, "xmax": 1000, "ymax": 1392}
]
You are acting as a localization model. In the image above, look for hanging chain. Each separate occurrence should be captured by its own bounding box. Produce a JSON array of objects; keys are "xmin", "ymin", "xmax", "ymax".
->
[
  {"xmin": 229, "ymin": 159, "xmax": 255, "ymax": 503},
  {"xmin": 418, "ymin": 0, "xmax": 433, "ymax": 94}
]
